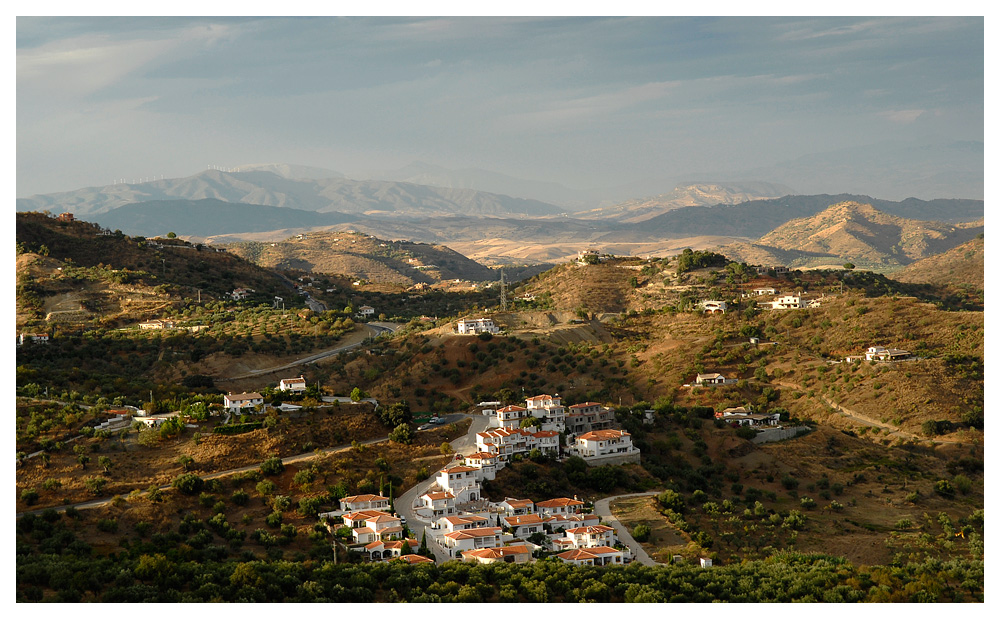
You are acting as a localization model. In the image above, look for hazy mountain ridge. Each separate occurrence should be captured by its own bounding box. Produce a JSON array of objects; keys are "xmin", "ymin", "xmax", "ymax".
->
[
  {"xmin": 889, "ymin": 236, "xmax": 984, "ymax": 289},
  {"xmin": 573, "ymin": 181, "xmax": 795, "ymax": 222},
  {"xmin": 16, "ymin": 169, "xmax": 565, "ymax": 219},
  {"xmin": 92, "ymin": 199, "xmax": 357, "ymax": 237}
]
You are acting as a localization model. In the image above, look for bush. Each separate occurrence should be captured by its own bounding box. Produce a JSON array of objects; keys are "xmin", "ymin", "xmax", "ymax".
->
[
  {"xmin": 389, "ymin": 424, "xmax": 414, "ymax": 445},
  {"xmin": 735, "ymin": 426, "xmax": 757, "ymax": 440},
  {"xmin": 231, "ymin": 489, "xmax": 250, "ymax": 506},
  {"xmin": 934, "ymin": 480, "xmax": 956, "ymax": 498},
  {"xmin": 632, "ymin": 524, "xmax": 651, "ymax": 542},
  {"xmin": 172, "ymin": 473, "xmax": 205, "ymax": 495},
  {"xmin": 259, "ymin": 456, "xmax": 285, "ymax": 476},
  {"xmin": 256, "ymin": 480, "xmax": 277, "ymax": 497},
  {"xmin": 781, "ymin": 475, "xmax": 800, "ymax": 490},
  {"xmin": 953, "ymin": 475, "xmax": 973, "ymax": 495},
  {"xmin": 20, "ymin": 488, "xmax": 39, "ymax": 505}
]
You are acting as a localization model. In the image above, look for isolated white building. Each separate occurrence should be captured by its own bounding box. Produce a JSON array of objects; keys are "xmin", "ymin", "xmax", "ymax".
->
[
  {"xmin": 223, "ymin": 392, "xmax": 264, "ymax": 413},
  {"xmin": 278, "ymin": 376, "xmax": 307, "ymax": 393},
  {"xmin": 456, "ymin": 317, "xmax": 500, "ymax": 335},
  {"xmin": 569, "ymin": 429, "xmax": 638, "ymax": 460}
]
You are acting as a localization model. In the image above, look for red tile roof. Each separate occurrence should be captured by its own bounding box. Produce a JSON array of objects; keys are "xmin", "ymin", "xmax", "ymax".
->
[
  {"xmin": 536, "ymin": 498, "xmax": 584, "ymax": 508},
  {"xmin": 576, "ymin": 429, "xmax": 629, "ymax": 441}
]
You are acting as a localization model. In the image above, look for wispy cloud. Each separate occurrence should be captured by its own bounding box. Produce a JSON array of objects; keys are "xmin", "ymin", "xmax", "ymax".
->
[{"xmin": 879, "ymin": 109, "xmax": 927, "ymax": 124}]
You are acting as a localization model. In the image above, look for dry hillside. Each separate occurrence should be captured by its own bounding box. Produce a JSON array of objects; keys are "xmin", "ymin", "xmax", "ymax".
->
[
  {"xmin": 721, "ymin": 201, "xmax": 983, "ymax": 272},
  {"xmin": 889, "ymin": 236, "xmax": 984, "ymax": 288}
]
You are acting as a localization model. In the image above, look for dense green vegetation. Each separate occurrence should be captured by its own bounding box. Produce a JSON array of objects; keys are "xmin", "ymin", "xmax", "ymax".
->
[{"xmin": 14, "ymin": 512, "xmax": 983, "ymax": 602}]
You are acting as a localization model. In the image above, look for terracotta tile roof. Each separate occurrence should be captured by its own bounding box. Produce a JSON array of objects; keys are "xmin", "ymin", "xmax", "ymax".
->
[
  {"xmin": 422, "ymin": 491, "xmax": 455, "ymax": 500},
  {"xmin": 379, "ymin": 526, "xmax": 404, "ymax": 534},
  {"xmin": 526, "ymin": 394, "xmax": 555, "ymax": 401},
  {"xmin": 568, "ymin": 402, "xmax": 602, "ymax": 409},
  {"xmin": 533, "ymin": 430, "xmax": 560, "ymax": 438},
  {"xmin": 443, "ymin": 465, "xmax": 480, "ymax": 473},
  {"xmin": 396, "ymin": 554, "xmax": 435, "ymax": 564},
  {"xmin": 503, "ymin": 499, "xmax": 534, "ymax": 508},
  {"xmin": 556, "ymin": 546, "xmax": 621, "ymax": 560},
  {"xmin": 443, "ymin": 527, "xmax": 502, "ymax": 540},
  {"xmin": 226, "ymin": 392, "xmax": 263, "ymax": 401},
  {"xmin": 465, "ymin": 452, "xmax": 497, "ymax": 460},
  {"xmin": 343, "ymin": 510, "xmax": 391, "ymax": 521},
  {"xmin": 576, "ymin": 429, "xmax": 629, "ymax": 441},
  {"xmin": 567, "ymin": 525, "xmax": 614, "ymax": 535},
  {"xmin": 503, "ymin": 514, "xmax": 545, "ymax": 526},
  {"xmin": 464, "ymin": 545, "xmax": 531, "ymax": 560},
  {"xmin": 354, "ymin": 527, "xmax": 375, "ymax": 535},
  {"xmin": 536, "ymin": 498, "xmax": 585, "ymax": 508},
  {"xmin": 366, "ymin": 514, "xmax": 401, "ymax": 524},
  {"xmin": 341, "ymin": 494, "xmax": 389, "ymax": 504},
  {"xmin": 364, "ymin": 541, "xmax": 384, "ymax": 550},
  {"xmin": 383, "ymin": 539, "xmax": 418, "ymax": 550},
  {"xmin": 497, "ymin": 405, "xmax": 527, "ymax": 412},
  {"xmin": 442, "ymin": 515, "xmax": 488, "ymax": 526}
]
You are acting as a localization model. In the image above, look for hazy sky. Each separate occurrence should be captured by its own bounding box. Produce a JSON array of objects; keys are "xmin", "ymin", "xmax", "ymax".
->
[{"xmin": 16, "ymin": 16, "xmax": 984, "ymax": 197}]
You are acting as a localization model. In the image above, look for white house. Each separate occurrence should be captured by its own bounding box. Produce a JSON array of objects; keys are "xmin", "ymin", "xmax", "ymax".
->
[
  {"xmin": 476, "ymin": 428, "xmax": 560, "ymax": 460},
  {"xmin": 695, "ymin": 373, "xmax": 735, "ymax": 386},
  {"xmin": 496, "ymin": 405, "xmax": 530, "ymax": 429},
  {"xmin": 564, "ymin": 525, "xmax": 617, "ymax": 549},
  {"xmin": 463, "ymin": 544, "xmax": 532, "ymax": 565},
  {"xmin": 345, "ymin": 511, "xmax": 403, "ymax": 544},
  {"xmin": 544, "ymin": 513, "xmax": 601, "ymax": 531},
  {"xmin": 700, "ymin": 300, "xmax": 728, "ymax": 314},
  {"xmin": 751, "ymin": 287, "xmax": 778, "ymax": 296},
  {"xmin": 535, "ymin": 497, "xmax": 585, "ymax": 518},
  {"xmin": 395, "ymin": 554, "xmax": 435, "ymax": 565},
  {"xmin": 138, "ymin": 319, "xmax": 176, "ymax": 330},
  {"xmin": 223, "ymin": 392, "xmax": 264, "ymax": 413},
  {"xmin": 435, "ymin": 465, "xmax": 483, "ymax": 503},
  {"xmin": 18, "ymin": 333, "xmax": 50, "ymax": 345},
  {"xmin": 462, "ymin": 452, "xmax": 500, "ymax": 479},
  {"xmin": 566, "ymin": 402, "xmax": 616, "ymax": 435},
  {"xmin": 555, "ymin": 546, "xmax": 624, "ymax": 566},
  {"xmin": 357, "ymin": 305, "xmax": 376, "ymax": 318},
  {"xmin": 340, "ymin": 494, "xmax": 391, "ymax": 513},
  {"xmin": 456, "ymin": 317, "xmax": 500, "ymax": 335},
  {"xmin": 770, "ymin": 295, "xmax": 803, "ymax": 309},
  {"xmin": 502, "ymin": 514, "xmax": 546, "ymax": 538},
  {"xmin": 278, "ymin": 376, "xmax": 307, "ymax": 393},
  {"xmin": 569, "ymin": 429, "xmax": 638, "ymax": 460},
  {"xmin": 865, "ymin": 346, "xmax": 911, "ymax": 362},
  {"xmin": 441, "ymin": 527, "xmax": 505, "ymax": 557},
  {"xmin": 231, "ymin": 288, "xmax": 254, "ymax": 301},
  {"xmin": 717, "ymin": 406, "xmax": 780, "ymax": 427},
  {"xmin": 363, "ymin": 538, "xmax": 419, "ymax": 561},
  {"xmin": 498, "ymin": 498, "xmax": 535, "ymax": 517},
  {"xmin": 419, "ymin": 491, "xmax": 456, "ymax": 519},
  {"xmin": 525, "ymin": 394, "xmax": 566, "ymax": 432},
  {"xmin": 439, "ymin": 514, "xmax": 490, "ymax": 533}
]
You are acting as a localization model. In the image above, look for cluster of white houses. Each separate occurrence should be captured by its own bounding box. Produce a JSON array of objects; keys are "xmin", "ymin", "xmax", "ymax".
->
[
  {"xmin": 699, "ymin": 292, "xmax": 821, "ymax": 314},
  {"xmin": 330, "ymin": 490, "xmax": 634, "ymax": 566},
  {"xmin": 478, "ymin": 395, "xmax": 639, "ymax": 465}
]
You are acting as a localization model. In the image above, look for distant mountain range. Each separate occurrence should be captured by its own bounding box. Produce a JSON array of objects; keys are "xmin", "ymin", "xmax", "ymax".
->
[
  {"xmin": 720, "ymin": 201, "xmax": 984, "ymax": 271},
  {"xmin": 16, "ymin": 169, "xmax": 565, "ymax": 219},
  {"xmin": 890, "ymin": 236, "xmax": 984, "ymax": 289}
]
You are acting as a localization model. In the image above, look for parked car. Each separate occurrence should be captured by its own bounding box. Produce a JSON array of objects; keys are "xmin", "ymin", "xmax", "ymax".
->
[{"xmin": 429, "ymin": 416, "xmax": 442, "ymax": 424}]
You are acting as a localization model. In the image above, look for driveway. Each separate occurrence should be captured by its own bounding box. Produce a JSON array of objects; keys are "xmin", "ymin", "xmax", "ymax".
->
[{"xmin": 593, "ymin": 491, "xmax": 662, "ymax": 566}]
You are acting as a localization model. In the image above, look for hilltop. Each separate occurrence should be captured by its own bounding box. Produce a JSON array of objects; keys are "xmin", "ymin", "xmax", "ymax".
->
[
  {"xmin": 720, "ymin": 201, "xmax": 983, "ymax": 271},
  {"xmin": 15, "ymin": 212, "xmax": 293, "ymax": 330},
  {"xmin": 223, "ymin": 230, "xmax": 501, "ymax": 286}
]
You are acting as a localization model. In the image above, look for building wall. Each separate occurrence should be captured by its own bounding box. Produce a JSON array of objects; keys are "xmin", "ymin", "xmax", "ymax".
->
[{"xmin": 577, "ymin": 452, "xmax": 641, "ymax": 467}]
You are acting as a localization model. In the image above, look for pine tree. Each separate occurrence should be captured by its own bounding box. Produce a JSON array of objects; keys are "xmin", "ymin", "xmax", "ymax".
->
[{"xmin": 419, "ymin": 530, "xmax": 430, "ymax": 557}]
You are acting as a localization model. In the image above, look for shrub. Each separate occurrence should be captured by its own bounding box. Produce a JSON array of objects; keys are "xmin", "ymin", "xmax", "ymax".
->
[
  {"xmin": 800, "ymin": 496, "xmax": 816, "ymax": 510},
  {"xmin": 172, "ymin": 473, "xmax": 205, "ymax": 495},
  {"xmin": 256, "ymin": 480, "xmax": 277, "ymax": 497},
  {"xmin": 953, "ymin": 475, "xmax": 973, "ymax": 495},
  {"xmin": 266, "ymin": 511, "xmax": 283, "ymax": 528},
  {"xmin": 259, "ymin": 456, "xmax": 285, "ymax": 476},
  {"xmin": 781, "ymin": 475, "xmax": 800, "ymax": 490},
  {"xmin": 934, "ymin": 480, "xmax": 955, "ymax": 498},
  {"xmin": 20, "ymin": 488, "xmax": 39, "ymax": 505},
  {"xmin": 632, "ymin": 524, "xmax": 651, "ymax": 542},
  {"xmin": 389, "ymin": 424, "xmax": 413, "ymax": 445},
  {"xmin": 231, "ymin": 489, "xmax": 250, "ymax": 506}
]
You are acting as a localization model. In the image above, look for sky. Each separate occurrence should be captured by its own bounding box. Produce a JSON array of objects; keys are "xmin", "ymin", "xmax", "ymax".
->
[{"xmin": 16, "ymin": 15, "xmax": 985, "ymax": 198}]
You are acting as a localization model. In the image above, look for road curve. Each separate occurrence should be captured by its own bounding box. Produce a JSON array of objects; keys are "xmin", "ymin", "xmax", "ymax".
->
[{"xmin": 593, "ymin": 491, "xmax": 662, "ymax": 566}]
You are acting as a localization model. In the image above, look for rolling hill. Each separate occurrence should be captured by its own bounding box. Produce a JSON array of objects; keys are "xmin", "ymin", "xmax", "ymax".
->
[
  {"xmin": 889, "ymin": 235, "xmax": 984, "ymax": 289},
  {"xmin": 720, "ymin": 201, "xmax": 984, "ymax": 271},
  {"xmin": 572, "ymin": 181, "xmax": 794, "ymax": 222},
  {"xmin": 223, "ymin": 230, "xmax": 501, "ymax": 286}
]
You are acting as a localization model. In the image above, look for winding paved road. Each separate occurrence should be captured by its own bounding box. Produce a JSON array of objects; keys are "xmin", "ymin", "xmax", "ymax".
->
[{"xmin": 593, "ymin": 492, "xmax": 662, "ymax": 566}]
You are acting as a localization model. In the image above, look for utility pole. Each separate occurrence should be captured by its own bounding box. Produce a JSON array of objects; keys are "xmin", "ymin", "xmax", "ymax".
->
[{"xmin": 499, "ymin": 269, "xmax": 508, "ymax": 312}]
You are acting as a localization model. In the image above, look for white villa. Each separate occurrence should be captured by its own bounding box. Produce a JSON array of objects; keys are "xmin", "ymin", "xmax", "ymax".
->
[
  {"xmin": 439, "ymin": 514, "xmax": 490, "ymax": 533},
  {"xmin": 436, "ymin": 465, "xmax": 484, "ymax": 503},
  {"xmin": 463, "ymin": 544, "xmax": 532, "ymax": 565},
  {"xmin": 442, "ymin": 527, "xmax": 506, "ymax": 557},
  {"xmin": 358, "ymin": 305, "xmax": 376, "ymax": 318},
  {"xmin": 342, "ymin": 510, "xmax": 404, "ymax": 544},
  {"xmin": 498, "ymin": 498, "xmax": 535, "ymax": 517},
  {"xmin": 18, "ymin": 333, "xmax": 50, "ymax": 345},
  {"xmin": 769, "ymin": 295, "xmax": 803, "ymax": 309},
  {"xmin": 695, "ymin": 373, "xmax": 736, "ymax": 386},
  {"xmin": 750, "ymin": 287, "xmax": 778, "ymax": 296},
  {"xmin": 340, "ymin": 494, "xmax": 391, "ymax": 513},
  {"xmin": 535, "ymin": 497, "xmax": 585, "ymax": 518},
  {"xmin": 419, "ymin": 491, "xmax": 456, "ymax": 519},
  {"xmin": 864, "ymin": 346, "xmax": 911, "ymax": 362},
  {"xmin": 565, "ymin": 402, "xmax": 616, "ymax": 435},
  {"xmin": 456, "ymin": 317, "xmax": 501, "ymax": 335},
  {"xmin": 555, "ymin": 547, "xmax": 624, "ymax": 566},
  {"xmin": 476, "ymin": 427, "xmax": 560, "ymax": 460},
  {"xmin": 231, "ymin": 288, "xmax": 254, "ymax": 301},
  {"xmin": 568, "ymin": 429, "xmax": 639, "ymax": 460},
  {"xmin": 463, "ymin": 452, "xmax": 500, "ymax": 479},
  {"xmin": 138, "ymin": 319, "xmax": 176, "ymax": 330},
  {"xmin": 700, "ymin": 300, "xmax": 728, "ymax": 314},
  {"xmin": 716, "ymin": 406, "xmax": 780, "ymax": 427},
  {"xmin": 502, "ymin": 514, "xmax": 546, "ymax": 538},
  {"xmin": 278, "ymin": 376, "xmax": 307, "ymax": 393},
  {"xmin": 223, "ymin": 392, "xmax": 264, "ymax": 413},
  {"xmin": 564, "ymin": 525, "xmax": 617, "ymax": 548},
  {"xmin": 363, "ymin": 538, "xmax": 419, "ymax": 561}
]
